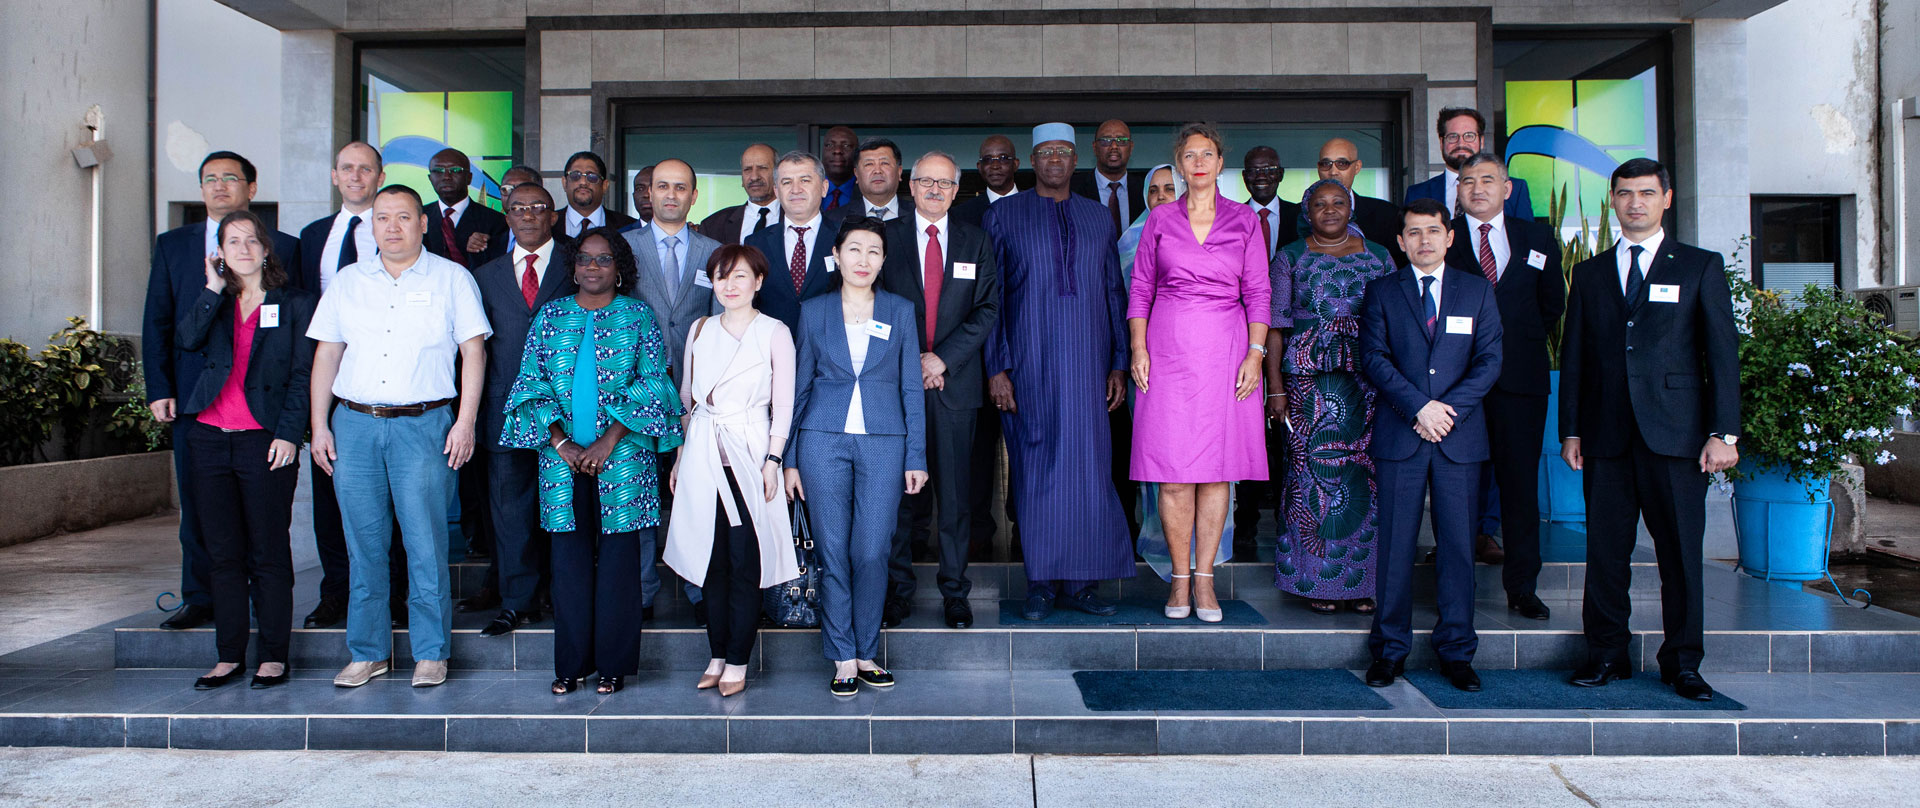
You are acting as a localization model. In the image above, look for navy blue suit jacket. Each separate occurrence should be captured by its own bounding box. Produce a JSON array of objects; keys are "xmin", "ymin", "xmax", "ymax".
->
[
  {"xmin": 1405, "ymin": 174, "xmax": 1535, "ymax": 222},
  {"xmin": 789, "ymin": 290, "xmax": 927, "ymax": 472},
  {"xmin": 744, "ymin": 216, "xmax": 842, "ymax": 335},
  {"xmin": 1360, "ymin": 266, "xmax": 1504, "ymax": 463},
  {"xmin": 143, "ymin": 221, "xmax": 300, "ymax": 401}
]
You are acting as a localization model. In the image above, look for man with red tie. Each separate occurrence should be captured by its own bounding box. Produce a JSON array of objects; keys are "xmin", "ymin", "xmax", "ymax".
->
[
  {"xmin": 879, "ymin": 151, "xmax": 1000, "ymax": 630},
  {"xmin": 1234, "ymin": 144, "xmax": 1298, "ymax": 547},
  {"xmin": 425, "ymin": 148, "xmax": 510, "ymax": 268}
]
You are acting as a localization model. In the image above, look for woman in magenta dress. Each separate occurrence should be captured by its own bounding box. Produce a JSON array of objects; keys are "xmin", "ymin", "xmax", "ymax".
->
[{"xmin": 1128, "ymin": 123, "xmax": 1272, "ymax": 622}]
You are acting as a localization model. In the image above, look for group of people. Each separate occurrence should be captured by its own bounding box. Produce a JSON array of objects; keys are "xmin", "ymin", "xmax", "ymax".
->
[{"xmin": 142, "ymin": 105, "xmax": 1740, "ymax": 702}]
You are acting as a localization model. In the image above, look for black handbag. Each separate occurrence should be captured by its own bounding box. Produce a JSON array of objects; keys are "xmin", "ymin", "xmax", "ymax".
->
[{"xmin": 761, "ymin": 498, "xmax": 822, "ymax": 628}]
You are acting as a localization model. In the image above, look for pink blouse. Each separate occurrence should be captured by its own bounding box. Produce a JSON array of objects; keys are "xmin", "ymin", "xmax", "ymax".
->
[{"xmin": 198, "ymin": 303, "xmax": 264, "ymax": 431}]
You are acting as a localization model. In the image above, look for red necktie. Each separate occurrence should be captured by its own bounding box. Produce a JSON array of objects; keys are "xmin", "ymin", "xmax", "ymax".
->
[
  {"xmin": 923, "ymin": 224, "xmax": 944, "ymax": 345},
  {"xmin": 441, "ymin": 209, "xmax": 468, "ymax": 267},
  {"xmin": 788, "ymin": 226, "xmax": 810, "ymax": 292},
  {"xmin": 1477, "ymin": 222, "xmax": 1498, "ymax": 285},
  {"xmin": 521, "ymin": 254, "xmax": 539, "ymax": 309},
  {"xmin": 1258, "ymin": 208, "xmax": 1273, "ymax": 259}
]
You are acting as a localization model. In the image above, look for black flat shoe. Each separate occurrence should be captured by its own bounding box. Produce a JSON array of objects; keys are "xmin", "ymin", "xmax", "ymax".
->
[
  {"xmin": 829, "ymin": 676, "xmax": 859, "ymax": 696},
  {"xmin": 943, "ymin": 597, "xmax": 974, "ymax": 629},
  {"xmin": 552, "ymin": 678, "xmax": 580, "ymax": 695},
  {"xmin": 1307, "ymin": 599, "xmax": 1339, "ymax": 615},
  {"xmin": 250, "ymin": 671, "xmax": 290, "ymax": 689},
  {"xmin": 1021, "ymin": 592, "xmax": 1054, "ymax": 621},
  {"xmin": 481, "ymin": 609, "xmax": 535, "ymax": 637},
  {"xmin": 162, "ymin": 604, "xmax": 214, "ymax": 631},
  {"xmin": 1569, "ymin": 658, "xmax": 1634, "ymax": 687},
  {"xmin": 596, "ymin": 676, "xmax": 624, "ymax": 695},
  {"xmin": 1508, "ymin": 593, "xmax": 1551, "ymax": 621},
  {"xmin": 1441, "ymin": 660, "xmax": 1482, "ymax": 692},
  {"xmin": 1667, "ymin": 670, "xmax": 1715, "ymax": 702},
  {"xmin": 195, "ymin": 667, "xmax": 243, "ymax": 690},
  {"xmin": 1062, "ymin": 588, "xmax": 1118, "ymax": 617},
  {"xmin": 303, "ymin": 597, "xmax": 346, "ymax": 629},
  {"xmin": 856, "ymin": 667, "xmax": 894, "ymax": 687},
  {"xmin": 1364, "ymin": 658, "xmax": 1404, "ymax": 688},
  {"xmin": 1348, "ymin": 598, "xmax": 1375, "ymax": 615}
]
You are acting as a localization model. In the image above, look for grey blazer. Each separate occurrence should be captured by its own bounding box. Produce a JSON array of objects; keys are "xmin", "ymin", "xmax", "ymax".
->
[{"xmin": 622, "ymin": 223, "xmax": 722, "ymax": 377}]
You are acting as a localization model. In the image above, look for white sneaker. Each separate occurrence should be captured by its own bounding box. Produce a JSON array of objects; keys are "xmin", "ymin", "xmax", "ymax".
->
[
  {"xmin": 333, "ymin": 659, "xmax": 390, "ymax": 688},
  {"xmin": 411, "ymin": 659, "xmax": 448, "ymax": 688}
]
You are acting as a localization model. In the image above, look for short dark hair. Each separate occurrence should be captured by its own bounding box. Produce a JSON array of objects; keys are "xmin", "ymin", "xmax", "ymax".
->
[
  {"xmin": 856, "ymin": 138, "xmax": 902, "ymax": 165},
  {"xmin": 1610, "ymin": 157, "xmax": 1671, "ymax": 192},
  {"xmin": 214, "ymin": 210, "xmax": 288, "ymax": 293},
  {"xmin": 200, "ymin": 150, "xmax": 258, "ymax": 184},
  {"xmin": 833, "ymin": 216, "xmax": 889, "ymax": 251},
  {"xmin": 1400, "ymin": 197, "xmax": 1451, "ymax": 230},
  {"xmin": 505, "ymin": 182, "xmax": 554, "ymax": 207},
  {"xmin": 572, "ymin": 226, "xmax": 639, "ymax": 293},
  {"xmin": 708, "ymin": 243, "xmax": 769, "ymax": 281},
  {"xmin": 374, "ymin": 183, "xmax": 425, "ymax": 214},
  {"xmin": 565, "ymin": 151, "xmax": 608, "ymax": 178},
  {"xmin": 1457, "ymin": 151, "xmax": 1508, "ymax": 177},
  {"xmin": 504, "ymin": 164, "xmax": 540, "ymax": 180},
  {"xmin": 1436, "ymin": 107, "xmax": 1487, "ymax": 141}
]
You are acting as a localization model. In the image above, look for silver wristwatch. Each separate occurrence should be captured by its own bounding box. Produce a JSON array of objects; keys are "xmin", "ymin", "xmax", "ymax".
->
[{"xmin": 1711, "ymin": 433, "xmax": 1738, "ymax": 446}]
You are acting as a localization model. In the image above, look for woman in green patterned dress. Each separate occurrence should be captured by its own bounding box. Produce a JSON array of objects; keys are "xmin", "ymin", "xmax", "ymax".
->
[
  {"xmin": 501, "ymin": 227, "xmax": 684, "ymax": 696},
  {"xmin": 1262, "ymin": 180, "xmax": 1396, "ymax": 615}
]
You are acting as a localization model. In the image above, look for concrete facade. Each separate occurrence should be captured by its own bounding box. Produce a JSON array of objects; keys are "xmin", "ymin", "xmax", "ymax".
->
[{"xmin": 153, "ymin": 0, "xmax": 284, "ymax": 232}]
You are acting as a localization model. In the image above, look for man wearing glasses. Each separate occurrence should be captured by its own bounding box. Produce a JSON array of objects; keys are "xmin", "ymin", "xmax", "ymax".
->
[
  {"xmin": 142, "ymin": 150, "xmax": 301, "ymax": 631},
  {"xmin": 561, "ymin": 151, "xmax": 636, "ymax": 238},
  {"xmin": 1406, "ymin": 107, "xmax": 1535, "ymax": 221},
  {"xmin": 953, "ymin": 135, "xmax": 1021, "ymax": 229},
  {"xmin": 424, "ymin": 148, "xmax": 510, "ymax": 268},
  {"xmin": 1316, "ymin": 137, "xmax": 1406, "ymax": 262},
  {"xmin": 1070, "ymin": 120, "xmax": 1146, "ymax": 242},
  {"xmin": 879, "ymin": 151, "xmax": 1000, "ymax": 630}
]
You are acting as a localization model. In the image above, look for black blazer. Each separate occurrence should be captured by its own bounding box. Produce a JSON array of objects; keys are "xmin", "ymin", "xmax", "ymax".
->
[
  {"xmin": 425, "ymin": 202, "xmax": 510, "ymax": 267},
  {"xmin": 952, "ymin": 195, "xmax": 992, "ymax": 230},
  {"xmin": 1360, "ymin": 267, "xmax": 1504, "ymax": 464},
  {"xmin": 143, "ymin": 221, "xmax": 301, "ymax": 401},
  {"xmin": 176, "ymin": 286, "xmax": 318, "ymax": 445},
  {"xmin": 1353, "ymin": 194, "xmax": 1406, "ymax": 265},
  {"xmin": 744, "ymin": 216, "xmax": 843, "ymax": 335},
  {"xmin": 825, "ymin": 192, "xmax": 912, "ymax": 224},
  {"xmin": 878, "ymin": 216, "xmax": 1000, "ymax": 408},
  {"xmin": 1246, "ymin": 198, "xmax": 1302, "ymax": 260},
  {"xmin": 296, "ymin": 214, "xmax": 333, "ymax": 293},
  {"xmin": 1444, "ymin": 214, "xmax": 1564, "ymax": 396},
  {"xmin": 1558, "ymin": 239, "xmax": 1740, "ymax": 459},
  {"xmin": 473, "ymin": 241, "xmax": 578, "ymax": 452},
  {"xmin": 1071, "ymin": 169, "xmax": 1148, "ymax": 228},
  {"xmin": 700, "ymin": 204, "xmax": 747, "ymax": 246}
]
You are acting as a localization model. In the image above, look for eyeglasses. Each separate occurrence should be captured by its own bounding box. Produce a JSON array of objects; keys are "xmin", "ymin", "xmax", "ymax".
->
[
  {"xmin": 978, "ymin": 155, "xmax": 1016, "ymax": 165},
  {"xmin": 911, "ymin": 177, "xmax": 959, "ymax": 190},
  {"xmin": 573, "ymin": 253, "xmax": 617, "ymax": 268},
  {"xmin": 1316, "ymin": 158, "xmax": 1356, "ymax": 171},
  {"xmin": 506, "ymin": 203, "xmax": 553, "ymax": 216},
  {"xmin": 1095, "ymin": 137, "xmax": 1132, "ymax": 146},
  {"xmin": 565, "ymin": 171, "xmax": 604, "ymax": 184},
  {"xmin": 1441, "ymin": 132, "xmax": 1483, "ymax": 146},
  {"xmin": 1034, "ymin": 147, "xmax": 1076, "ymax": 160},
  {"xmin": 200, "ymin": 174, "xmax": 245, "ymax": 186},
  {"xmin": 427, "ymin": 166, "xmax": 469, "ymax": 175}
]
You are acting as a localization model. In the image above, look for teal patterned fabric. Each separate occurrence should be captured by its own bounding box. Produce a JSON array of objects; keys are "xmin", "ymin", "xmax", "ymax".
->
[{"xmin": 500, "ymin": 295, "xmax": 685, "ymax": 534}]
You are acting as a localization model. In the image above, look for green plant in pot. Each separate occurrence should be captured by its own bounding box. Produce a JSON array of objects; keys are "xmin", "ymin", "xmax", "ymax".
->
[{"xmin": 1537, "ymin": 185, "xmax": 1611, "ymax": 524}]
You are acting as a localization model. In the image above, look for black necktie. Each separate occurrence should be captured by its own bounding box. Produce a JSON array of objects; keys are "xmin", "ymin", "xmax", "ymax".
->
[
  {"xmin": 1107, "ymin": 181, "xmax": 1123, "ymax": 237},
  {"xmin": 752, "ymin": 206, "xmax": 771, "ymax": 234},
  {"xmin": 1626, "ymin": 245, "xmax": 1646, "ymax": 302},
  {"xmin": 338, "ymin": 215, "xmax": 360, "ymax": 268}
]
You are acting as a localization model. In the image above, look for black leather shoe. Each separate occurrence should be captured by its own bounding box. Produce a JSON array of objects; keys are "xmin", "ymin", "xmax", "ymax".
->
[
  {"xmin": 856, "ymin": 666, "xmax": 895, "ymax": 687},
  {"xmin": 641, "ymin": 605, "xmax": 655, "ymax": 622},
  {"xmin": 882, "ymin": 597, "xmax": 912, "ymax": 629},
  {"xmin": 1569, "ymin": 658, "xmax": 1634, "ymax": 687},
  {"xmin": 943, "ymin": 597, "xmax": 973, "ymax": 629},
  {"xmin": 1364, "ymin": 658, "xmax": 1405, "ymax": 688},
  {"xmin": 1441, "ymin": 660, "xmax": 1482, "ymax": 692},
  {"xmin": 1062, "ymin": 588, "xmax": 1118, "ymax": 617},
  {"xmin": 161, "ymin": 604, "xmax": 214, "ymax": 631},
  {"xmin": 1508, "ymin": 593, "xmax": 1551, "ymax": 621},
  {"xmin": 303, "ymin": 597, "xmax": 346, "ymax": 629},
  {"xmin": 1022, "ymin": 591, "xmax": 1054, "ymax": 621},
  {"xmin": 481, "ymin": 609, "xmax": 535, "ymax": 637},
  {"xmin": 250, "ymin": 670, "xmax": 290, "ymax": 689},
  {"xmin": 692, "ymin": 600, "xmax": 708, "ymax": 628},
  {"xmin": 456, "ymin": 588, "xmax": 500, "ymax": 613},
  {"xmin": 1667, "ymin": 669, "xmax": 1715, "ymax": 701},
  {"xmin": 390, "ymin": 602, "xmax": 409, "ymax": 629},
  {"xmin": 194, "ymin": 666, "xmax": 243, "ymax": 690}
]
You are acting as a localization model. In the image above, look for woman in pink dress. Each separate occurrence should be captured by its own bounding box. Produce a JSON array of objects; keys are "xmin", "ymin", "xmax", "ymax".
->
[{"xmin": 1128, "ymin": 123, "xmax": 1272, "ymax": 622}]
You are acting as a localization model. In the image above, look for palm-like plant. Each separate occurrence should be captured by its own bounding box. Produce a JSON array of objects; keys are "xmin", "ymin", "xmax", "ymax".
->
[{"xmin": 1545, "ymin": 183, "xmax": 1612, "ymax": 370}]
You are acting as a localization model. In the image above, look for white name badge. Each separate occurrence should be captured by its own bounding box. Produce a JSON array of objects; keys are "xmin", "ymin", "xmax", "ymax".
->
[
  {"xmin": 863, "ymin": 321, "xmax": 892, "ymax": 340},
  {"xmin": 953, "ymin": 262, "xmax": 977, "ymax": 280},
  {"xmin": 694, "ymin": 271, "xmax": 714, "ymax": 288},
  {"xmin": 1650, "ymin": 284, "xmax": 1680, "ymax": 303},
  {"xmin": 824, "ymin": 255, "xmax": 838, "ymax": 273},
  {"xmin": 1527, "ymin": 250, "xmax": 1548, "ymax": 270},
  {"xmin": 259, "ymin": 304, "xmax": 280, "ymax": 328},
  {"xmin": 1445, "ymin": 316, "xmax": 1474, "ymax": 335},
  {"xmin": 406, "ymin": 291, "xmax": 432, "ymax": 307}
]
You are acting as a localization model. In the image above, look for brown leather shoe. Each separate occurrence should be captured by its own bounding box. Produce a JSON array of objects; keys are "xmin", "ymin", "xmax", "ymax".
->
[{"xmin": 1475, "ymin": 534, "xmax": 1506, "ymax": 564}]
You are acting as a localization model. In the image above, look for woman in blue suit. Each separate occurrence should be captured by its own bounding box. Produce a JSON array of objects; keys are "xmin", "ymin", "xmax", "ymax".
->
[{"xmin": 783, "ymin": 217, "xmax": 929, "ymax": 696}]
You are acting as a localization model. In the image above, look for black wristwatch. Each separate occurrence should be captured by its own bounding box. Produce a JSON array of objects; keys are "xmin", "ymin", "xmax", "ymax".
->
[{"xmin": 765, "ymin": 453, "xmax": 783, "ymax": 466}]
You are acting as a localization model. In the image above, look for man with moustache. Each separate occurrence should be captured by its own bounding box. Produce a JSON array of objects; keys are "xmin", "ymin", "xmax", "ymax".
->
[
  {"xmin": 953, "ymin": 135, "xmax": 1022, "ymax": 229},
  {"xmin": 820, "ymin": 126, "xmax": 861, "ymax": 211},
  {"xmin": 561, "ymin": 151, "xmax": 636, "ymax": 239},
  {"xmin": 1071, "ymin": 119, "xmax": 1147, "ymax": 240},
  {"xmin": 1407, "ymin": 108, "xmax": 1534, "ymax": 221},
  {"xmin": 745, "ymin": 151, "xmax": 841, "ymax": 334},
  {"xmin": 827, "ymin": 138, "xmax": 910, "ymax": 223},
  {"xmin": 424, "ymin": 147, "xmax": 510, "ymax": 268},
  {"xmin": 700, "ymin": 144, "xmax": 781, "ymax": 246}
]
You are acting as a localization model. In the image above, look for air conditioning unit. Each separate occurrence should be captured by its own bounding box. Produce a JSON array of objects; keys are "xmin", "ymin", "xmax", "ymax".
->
[{"xmin": 1855, "ymin": 286, "xmax": 1920, "ymax": 334}]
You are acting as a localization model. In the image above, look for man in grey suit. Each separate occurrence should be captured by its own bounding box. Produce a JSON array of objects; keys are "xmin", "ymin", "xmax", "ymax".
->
[{"xmin": 621, "ymin": 157, "xmax": 722, "ymax": 622}]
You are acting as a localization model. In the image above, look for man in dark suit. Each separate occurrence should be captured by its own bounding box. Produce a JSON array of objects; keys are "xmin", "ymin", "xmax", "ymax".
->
[
  {"xmin": 471, "ymin": 184, "xmax": 574, "ymax": 638},
  {"xmin": 825, "ymin": 138, "xmax": 911, "ymax": 224},
  {"xmin": 142, "ymin": 149, "xmax": 300, "ymax": 630},
  {"xmin": 1359, "ymin": 198, "xmax": 1504, "ymax": 692},
  {"xmin": 879, "ymin": 151, "xmax": 1000, "ymax": 630},
  {"xmin": 821, "ymin": 126, "xmax": 860, "ymax": 211},
  {"xmin": 1317, "ymin": 138, "xmax": 1404, "ymax": 263},
  {"xmin": 1234, "ymin": 145, "xmax": 1297, "ymax": 546},
  {"xmin": 745, "ymin": 151, "xmax": 841, "ymax": 334},
  {"xmin": 1406, "ymin": 107, "xmax": 1535, "ymax": 222},
  {"xmin": 424, "ymin": 148, "xmax": 510, "ymax": 268},
  {"xmin": 561, "ymin": 151, "xmax": 637, "ymax": 239},
  {"xmin": 1070, "ymin": 119, "xmax": 1146, "ymax": 240},
  {"xmin": 699, "ymin": 143, "xmax": 780, "ymax": 247},
  {"xmin": 951, "ymin": 134, "xmax": 1022, "ymax": 558},
  {"xmin": 952, "ymin": 134, "xmax": 1021, "ymax": 230},
  {"xmin": 1560, "ymin": 158, "xmax": 1740, "ymax": 701},
  {"xmin": 619, "ymin": 165, "xmax": 654, "ymax": 235},
  {"xmin": 1444, "ymin": 152, "xmax": 1564, "ymax": 614}
]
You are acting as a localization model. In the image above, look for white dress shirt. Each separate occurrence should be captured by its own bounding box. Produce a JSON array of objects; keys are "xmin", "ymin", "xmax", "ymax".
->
[
  {"xmin": 318, "ymin": 207, "xmax": 377, "ymax": 293},
  {"xmin": 439, "ymin": 197, "xmax": 470, "ymax": 228},
  {"xmin": 203, "ymin": 218, "xmax": 221, "ymax": 258},
  {"xmin": 1413, "ymin": 264, "xmax": 1446, "ymax": 314},
  {"xmin": 510, "ymin": 238, "xmax": 556, "ymax": 290},
  {"xmin": 1464, "ymin": 211, "xmax": 1512, "ymax": 280},
  {"xmin": 859, "ymin": 195, "xmax": 902, "ymax": 221},
  {"xmin": 842, "ymin": 322, "xmax": 870, "ymax": 435},
  {"xmin": 1097, "ymin": 173, "xmax": 1132, "ymax": 226},
  {"xmin": 985, "ymin": 185, "xmax": 1020, "ymax": 204},
  {"xmin": 914, "ymin": 211, "xmax": 950, "ymax": 271},
  {"xmin": 1249, "ymin": 197, "xmax": 1285, "ymax": 257},
  {"xmin": 740, "ymin": 199, "xmax": 780, "ymax": 245},
  {"xmin": 307, "ymin": 250, "xmax": 494, "ymax": 405},
  {"xmin": 565, "ymin": 206, "xmax": 607, "ymax": 238},
  {"xmin": 1615, "ymin": 229, "xmax": 1666, "ymax": 293},
  {"xmin": 782, "ymin": 212, "xmax": 824, "ymax": 271},
  {"xmin": 1436, "ymin": 169, "xmax": 1460, "ymax": 215}
]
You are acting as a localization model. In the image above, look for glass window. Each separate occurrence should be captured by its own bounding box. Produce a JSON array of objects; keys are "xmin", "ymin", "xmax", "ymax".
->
[
  {"xmin": 622, "ymin": 127, "xmax": 795, "ymax": 224},
  {"xmin": 359, "ymin": 44, "xmax": 525, "ymax": 211},
  {"xmin": 1752, "ymin": 196, "xmax": 1842, "ymax": 300}
]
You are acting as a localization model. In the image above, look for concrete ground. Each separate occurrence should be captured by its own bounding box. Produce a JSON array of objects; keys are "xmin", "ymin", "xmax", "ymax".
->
[{"xmin": 0, "ymin": 749, "xmax": 1914, "ymax": 807}]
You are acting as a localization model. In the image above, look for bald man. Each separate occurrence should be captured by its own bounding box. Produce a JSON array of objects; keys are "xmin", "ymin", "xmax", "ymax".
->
[
  {"xmin": 1317, "ymin": 138, "xmax": 1406, "ymax": 263},
  {"xmin": 1070, "ymin": 119, "xmax": 1147, "ymax": 241}
]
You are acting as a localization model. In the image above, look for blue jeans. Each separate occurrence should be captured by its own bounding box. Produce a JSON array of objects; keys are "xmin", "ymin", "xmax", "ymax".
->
[
  {"xmin": 798, "ymin": 430, "xmax": 904, "ymax": 662},
  {"xmin": 331, "ymin": 406, "xmax": 457, "ymax": 663}
]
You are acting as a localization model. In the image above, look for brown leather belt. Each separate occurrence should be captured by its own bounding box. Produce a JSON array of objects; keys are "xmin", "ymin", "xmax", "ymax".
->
[{"xmin": 341, "ymin": 398, "xmax": 454, "ymax": 418}]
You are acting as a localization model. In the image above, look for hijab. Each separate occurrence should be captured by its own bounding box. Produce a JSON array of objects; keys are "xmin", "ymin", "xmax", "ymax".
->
[{"xmin": 1298, "ymin": 177, "xmax": 1366, "ymax": 241}]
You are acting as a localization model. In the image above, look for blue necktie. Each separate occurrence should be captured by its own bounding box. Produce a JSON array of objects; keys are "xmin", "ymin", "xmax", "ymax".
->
[{"xmin": 1422, "ymin": 275, "xmax": 1438, "ymax": 337}]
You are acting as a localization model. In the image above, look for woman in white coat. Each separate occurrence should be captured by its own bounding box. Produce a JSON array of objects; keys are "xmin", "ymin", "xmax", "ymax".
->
[{"xmin": 667, "ymin": 244, "xmax": 800, "ymax": 697}]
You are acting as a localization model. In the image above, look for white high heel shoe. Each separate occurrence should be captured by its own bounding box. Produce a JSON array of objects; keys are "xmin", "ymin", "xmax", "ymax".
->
[
  {"xmin": 1194, "ymin": 572, "xmax": 1223, "ymax": 623},
  {"xmin": 1164, "ymin": 573, "xmax": 1192, "ymax": 619}
]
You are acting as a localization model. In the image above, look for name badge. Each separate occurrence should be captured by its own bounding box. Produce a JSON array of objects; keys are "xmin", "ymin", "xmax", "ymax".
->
[
  {"xmin": 259, "ymin": 304, "xmax": 280, "ymax": 328},
  {"xmin": 694, "ymin": 271, "xmax": 714, "ymax": 288},
  {"xmin": 1650, "ymin": 284, "xmax": 1680, "ymax": 303},
  {"xmin": 824, "ymin": 255, "xmax": 837, "ymax": 273},
  {"xmin": 1445, "ymin": 316, "xmax": 1473, "ymax": 335},
  {"xmin": 953, "ymin": 262, "xmax": 977, "ymax": 280},
  {"xmin": 863, "ymin": 320, "xmax": 891, "ymax": 340},
  {"xmin": 406, "ymin": 291, "xmax": 432, "ymax": 307},
  {"xmin": 1527, "ymin": 250, "xmax": 1547, "ymax": 270}
]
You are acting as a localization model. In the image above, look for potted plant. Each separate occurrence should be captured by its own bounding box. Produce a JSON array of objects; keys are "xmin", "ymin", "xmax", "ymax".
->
[
  {"xmin": 1726, "ymin": 273, "xmax": 1920, "ymax": 581},
  {"xmin": 1537, "ymin": 186, "xmax": 1610, "ymax": 524}
]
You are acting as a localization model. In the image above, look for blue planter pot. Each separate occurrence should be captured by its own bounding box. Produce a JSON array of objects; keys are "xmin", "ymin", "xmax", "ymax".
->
[
  {"xmin": 1731, "ymin": 460, "xmax": 1835, "ymax": 582},
  {"xmin": 1537, "ymin": 371, "xmax": 1585, "ymax": 524}
]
